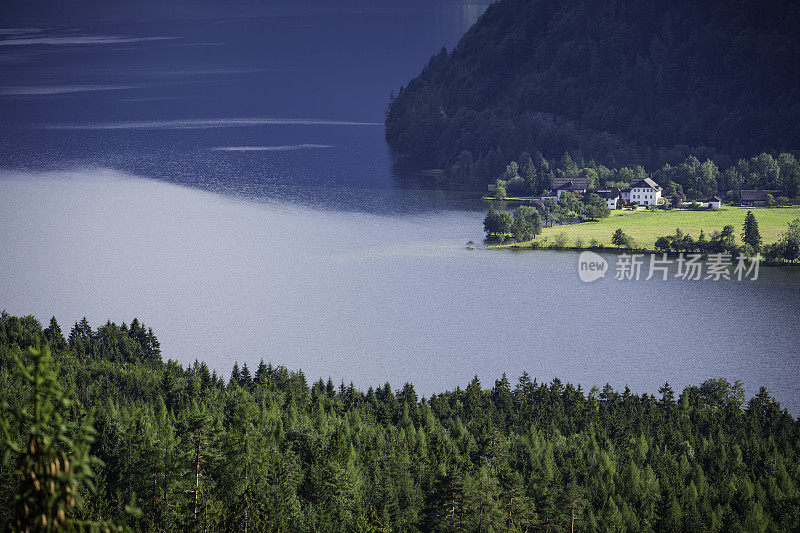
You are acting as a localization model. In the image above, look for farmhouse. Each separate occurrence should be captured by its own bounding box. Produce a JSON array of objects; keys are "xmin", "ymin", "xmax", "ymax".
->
[
  {"xmin": 552, "ymin": 174, "xmax": 588, "ymax": 192},
  {"xmin": 629, "ymin": 178, "xmax": 662, "ymax": 206},
  {"xmin": 708, "ymin": 196, "xmax": 722, "ymax": 209},
  {"xmin": 741, "ymin": 189, "xmax": 782, "ymax": 206},
  {"xmin": 556, "ymin": 181, "xmax": 588, "ymax": 199},
  {"xmin": 596, "ymin": 187, "xmax": 621, "ymax": 210}
]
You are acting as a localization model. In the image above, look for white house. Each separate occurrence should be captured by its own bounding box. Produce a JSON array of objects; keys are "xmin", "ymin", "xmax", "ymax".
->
[
  {"xmin": 629, "ymin": 178, "xmax": 662, "ymax": 206},
  {"xmin": 540, "ymin": 190, "xmax": 558, "ymax": 201},
  {"xmin": 596, "ymin": 188, "xmax": 621, "ymax": 210},
  {"xmin": 620, "ymin": 188, "xmax": 631, "ymax": 202},
  {"xmin": 708, "ymin": 196, "xmax": 722, "ymax": 209}
]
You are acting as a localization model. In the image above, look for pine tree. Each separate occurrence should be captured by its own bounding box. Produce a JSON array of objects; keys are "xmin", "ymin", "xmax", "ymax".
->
[
  {"xmin": 229, "ymin": 363, "xmax": 241, "ymax": 389},
  {"xmin": 742, "ymin": 210, "xmax": 762, "ymax": 251},
  {"xmin": 43, "ymin": 316, "xmax": 66, "ymax": 351},
  {"xmin": 254, "ymin": 360, "xmax": 268, "ymax": 387},
  {"xmin": 659, "ymin": 382, "xmax": 675, "ymax": 407},
  {"xmin": 217, "ymin": 388, "xmax": 264, "ymax": 532},
  {"xmin": 146, "ymin": 327, "xmax": 161, "ymax": 363},
  {"xmin": 239, "ymin": 363, "xmax": 253, "ymax": 390}
]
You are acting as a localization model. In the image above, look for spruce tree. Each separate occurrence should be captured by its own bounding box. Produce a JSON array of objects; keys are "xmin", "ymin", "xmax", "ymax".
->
[
  {"xmin": 43, "ymin": 316, "xmax": 66, "ymax": 351},
  {"xmin": 229, "ymin": 363, "xmax": 241, "ymax": 389},
  {"xmin": 239, "ymin": 363, "xmax": 252, "ymax": 390},
  {"xmin": 742, "ymin": 210, "xmax": 762, "ymax": 251}
]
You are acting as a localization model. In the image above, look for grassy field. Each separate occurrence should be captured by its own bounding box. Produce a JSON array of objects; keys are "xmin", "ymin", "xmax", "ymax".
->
[{"xmin": 498, "ymin": 206, "xmax": 800, "ymax": 249}]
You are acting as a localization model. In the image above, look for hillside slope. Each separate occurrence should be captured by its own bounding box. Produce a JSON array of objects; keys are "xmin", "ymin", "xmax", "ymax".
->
[{"xmin": 385, "ymin": 0, "xmax": 800, "ymax": 184}]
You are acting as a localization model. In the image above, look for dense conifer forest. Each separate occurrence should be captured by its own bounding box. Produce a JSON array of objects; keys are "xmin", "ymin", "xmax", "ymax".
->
[
  {"xmin": 1, "ymin": 312, "xmax": 798, "ymax": 531},
  {"xmin": 385, "ymin": 0, "xmax": 800, "ymax": 186}
]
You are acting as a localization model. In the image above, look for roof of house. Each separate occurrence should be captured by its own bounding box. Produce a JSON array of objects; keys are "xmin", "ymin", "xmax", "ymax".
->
[
  {"xmin": 708, "ymin": 196, "xmax": 722, "ymax": 202},
  {"xmin": 741, "ymin": 189, "xmax": 782, "ymax": 201},
  {"xmin": 630, "ymin": 178, "xmax": 662, "ymax": 190},
  {"xmin": 595, "ymin": 188, "xmax": 620, "ymax": 199},
  {"xmin": 556, "ymin": 180, "xmax": 587, "ymax": 191},
  {"xmin": 552, "ymin": 175, "xmax": 588, "ymax": 190}
]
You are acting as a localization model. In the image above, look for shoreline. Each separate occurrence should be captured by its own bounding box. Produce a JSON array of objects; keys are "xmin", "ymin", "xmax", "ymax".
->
[{"xmin": 485, "ymin": 241, "xmax": 800, "ymax": 267}]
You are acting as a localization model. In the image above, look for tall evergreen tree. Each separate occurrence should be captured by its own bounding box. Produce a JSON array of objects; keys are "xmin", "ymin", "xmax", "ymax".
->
[{"xmin": 742, "ymin": 210, "xmax": 762, "ymax": 251}]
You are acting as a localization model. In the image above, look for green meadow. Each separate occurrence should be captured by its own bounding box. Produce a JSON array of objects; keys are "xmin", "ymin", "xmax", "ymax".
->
[{"xmin": 499, "ymin": 206, "xmax": 800, "ymax": 249}]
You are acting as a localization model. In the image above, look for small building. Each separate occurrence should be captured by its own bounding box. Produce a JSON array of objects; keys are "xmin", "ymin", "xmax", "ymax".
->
[
  {"xmin": 620, "ymin": 188, "xmax": 631, "ymax": 202},
  {"xmin": 540, "ymin": 190, "xmax": 558, "ymax": 201},
  {"xmin": 629, "ymin": 178, "xmax": 662, "ymax": 206},
  {"xmin": 555, "ymin": 180, "xmax": 587, "ymax": 199},
  {"xmin": 552, "ymin": 175, "xmax": 588, "ymax": 191},
  {"xmin": 707, "ymin": 196, "xmax": 722, "ymax": 209},
  {"xmin": 741, "ymin": 189, "xmax": 782, "ymax": 206},
  {"xmin": 596, "ymin": 187, "xmax": 621, "ymax": 210}
]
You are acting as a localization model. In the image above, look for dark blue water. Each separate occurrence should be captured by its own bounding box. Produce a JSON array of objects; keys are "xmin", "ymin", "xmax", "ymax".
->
[
  {"xmin": 0, "ymin": 1, "xmax": 488, "ymax": 212},
  {"xmin": 2, "ymin": 1, "xmax": 799, "ymax": 413}
]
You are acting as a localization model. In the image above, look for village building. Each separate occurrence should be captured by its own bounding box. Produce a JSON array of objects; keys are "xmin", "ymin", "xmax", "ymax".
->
[
  {"xmin": 629, "ymin": 178, "xmax": 662, "ymax": 206},
  {"xmin": 741, "ymin": 189, "xmax": 782, "ymax": 206},
  {"xmin": 552, "ymin": 175, "xmax": 588, "ymax": 192},
  {"xmin": 596, "ymin": 187, "xmax": 621, "ymax": 210},
  {"xmin": 556, "ymin": 181, "xmax": 587, "ymax": 199},
  {"xmin": 540, "ymin": 190, "xmax": 558, "ymax": 201},
  {"xmin": 707, "ymin": 196, "xmax": 722, "ymax": 209}
]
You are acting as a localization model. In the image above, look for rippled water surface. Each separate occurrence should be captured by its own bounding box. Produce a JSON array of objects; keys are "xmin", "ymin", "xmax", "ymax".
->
[{"xmin": 1, "ymin": 1, "xmax": 799, "ymax": 412}]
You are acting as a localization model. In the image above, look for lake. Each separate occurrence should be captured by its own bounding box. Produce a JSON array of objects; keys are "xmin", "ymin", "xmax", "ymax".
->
[{"xmin": 1, "ymin": 1, "xmax": 799, "ymax": 412}]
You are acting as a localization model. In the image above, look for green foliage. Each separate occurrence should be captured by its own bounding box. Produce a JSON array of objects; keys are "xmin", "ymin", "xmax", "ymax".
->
[
  {"xmin": 654, "ymin": 236, "xmax": 672, "ymax": 253},
  {"xmin": 386, "ymin": 0, "xmax": 800, "ymax": 183},
  {"xmin": 0, "ymin": 344, "xmax": 126, "ymax": 532},
  {"xmin": 551, "ymin": 232, "xmax": 568, "ymax": 249},
  {"xmin": 1, "ymin": 314, "xmax": 799, "ymax": 532},
  {"xmin": 764, "ymin": 218, "xmax": 800, "ymax": 262},
  {"xmin": 742, "ymin": 211, "xmax": 762, "ymax": 251},
  {"xmin": 511, "ymin": 205, "xmax": 541, "ymax": 242},
  {"xmin": 611, "ymin": 229, "xmax": 633, "ymax": 248},
  {"xmin": 583, "ymin": 193, "xmax": 611, "ymax": 220},
  {"xmin": 483, "ymin": 209, "xmax": 512, "ymax": 236}
]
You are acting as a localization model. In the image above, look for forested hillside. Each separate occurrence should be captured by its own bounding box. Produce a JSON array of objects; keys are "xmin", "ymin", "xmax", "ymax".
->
[
  {"xmin": 1, "ymin": 312, "xmax": 799, "ymax": 531},
  {"xmin": 385, "ymin": 0, "xmax": 800, "ymax": 186}
]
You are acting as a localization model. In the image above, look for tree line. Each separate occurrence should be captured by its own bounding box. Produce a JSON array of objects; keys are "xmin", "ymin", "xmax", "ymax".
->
[
  {"xmin": 611, "ymin": 213, "xmax": 800, "ymax": 263},
  {"xmin": 486, "ymin": 151, "xmax": 800, "ymax": 203},
  {"xmin": 485, "ymin": 190, "xmax": 611, "ymax": 242},
  {"xmin": 1, "ymin": 313, "xmax": 799, "ymax": 531}
]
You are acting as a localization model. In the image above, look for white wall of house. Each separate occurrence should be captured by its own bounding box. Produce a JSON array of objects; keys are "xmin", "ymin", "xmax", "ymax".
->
[
  {"xmin": 606, "ymin": 197, "xmax": 618, "ymax": 209},
  {"xmin": 631, "ymin": 187, "xmax": 661, "ymax": 206}
]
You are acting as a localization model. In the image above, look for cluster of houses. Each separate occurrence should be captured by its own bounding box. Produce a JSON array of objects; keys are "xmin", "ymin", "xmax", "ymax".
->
[
  {"xmin": 539, "ymin": 176, "xmax": 664, "ymax": 210},
  {"xmin": 490, "ymin": 175, "xmax": 785, "ymax": 209}
]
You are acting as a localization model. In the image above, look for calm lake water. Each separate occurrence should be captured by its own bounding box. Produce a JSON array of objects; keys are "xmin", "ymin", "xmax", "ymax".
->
[{"xmin": 1, "ymin": 1, "xmax": 799, "ymax": 412}]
